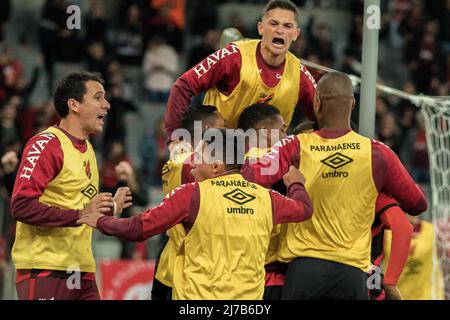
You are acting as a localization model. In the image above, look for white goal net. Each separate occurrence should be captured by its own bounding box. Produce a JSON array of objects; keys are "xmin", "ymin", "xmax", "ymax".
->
[{"xmin": 420, "ymin": 98, "xmax": 450, "ymax": 300}]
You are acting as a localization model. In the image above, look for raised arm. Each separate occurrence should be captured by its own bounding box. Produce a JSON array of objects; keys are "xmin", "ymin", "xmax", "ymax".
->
[
  {"xmin": 298, "ymin": 64, "xmax": 317, "ymax": 121},
  {"xmin": 165, "ymin": 43, "xmax": 241, "ymax": 138}
]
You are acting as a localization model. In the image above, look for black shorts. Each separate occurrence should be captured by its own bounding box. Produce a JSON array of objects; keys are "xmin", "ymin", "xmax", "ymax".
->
[
  {"xmin": 263, "ymin": 285, "xmax": 283, "ymax": 300},
  {"xmin": 151, "ymin": 237, "xmax": 172, "ymax": 300},
  {"xmin": 282, "ymin": 257, "xmax": 369, "ymax": 300}
]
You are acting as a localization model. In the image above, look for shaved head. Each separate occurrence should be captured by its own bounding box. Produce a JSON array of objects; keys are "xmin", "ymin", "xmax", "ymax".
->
[
  {"xmin": 314, "ymin": 72, "xmax": 355, "ymax": 130},
  {"xmin": 317, "ymin": 72, "xmax": 354, "ymax": 98}
]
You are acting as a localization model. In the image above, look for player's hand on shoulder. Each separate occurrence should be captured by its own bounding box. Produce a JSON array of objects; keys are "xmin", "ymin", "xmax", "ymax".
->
[
  {"xmin": 283, "ymin": 166, "xmax": 306, "ymax": 187},
  {"xmin": 115, "ymin": 161, "xmax": 134, "ymax": 182}
]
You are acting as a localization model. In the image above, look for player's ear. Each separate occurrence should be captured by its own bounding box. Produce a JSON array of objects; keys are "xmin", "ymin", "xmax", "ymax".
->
[
  {"xmin": 351, "ymin": 97, "xmax": 356, "ymax": 111},
  {"xmin": 211, "ymin": 161, "xmax": 222, "ymax": 175},
  {"xmin": 293, "ymin": 27, "xmax": 301, "ymax": 41},
  {"xmin": 257, "ymin": 20, "xmax": 264, "ymax": 36},
  {"xmin": 314, "ymin": 93, "xmax": 321, "ymax": 114},
  {"xmin": 67, "ymin": 98, "xmax": 80, "ymax": 114}
]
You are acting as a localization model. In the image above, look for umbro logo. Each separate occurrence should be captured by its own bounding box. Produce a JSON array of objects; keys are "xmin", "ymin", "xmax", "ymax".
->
[
  {"xmin": 223, "ymin": 188, "xmax": 255, "ymax": 205},
  {"xmin": 81, "ymin": 183, "xmax": 98, "ymax": 200},
  {"xmin": 321, "ymin": 152, "xmax": 353, "ymax": 170}
]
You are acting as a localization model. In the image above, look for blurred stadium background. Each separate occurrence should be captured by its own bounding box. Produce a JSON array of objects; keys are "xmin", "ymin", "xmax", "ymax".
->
[{"xmin": 0, "ymin": 0, "xmax": 448, "ymax": 299}]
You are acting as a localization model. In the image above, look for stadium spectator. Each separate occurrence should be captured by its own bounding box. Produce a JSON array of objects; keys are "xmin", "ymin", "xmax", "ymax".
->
[
  {"xmin": 187, "ymin": 29, "xmax": 220, "ymax": 69},
  {"xmin": 305, "ymin": 15, "xmax": 334, "ymax": 67},
  {"xmin": 113, "ymin": 4, "xmax": 144, "ymax": 66},
  {"xmin": 0, "ymin": 0, "xmax": 11, "ymax": 42},
  {"xmin": 0, "ymin": 100, "xmax": 20, "ymax": 148},
  {"xmin": 190, "ymin": 2, "xmax": 218, "ymax": 36},
  {"xmin": 37, "ymin": 0, "xmax": 66, "ymax": 95},
  {"xmin": 400, "ymin": 111, "xmax": 430, "ymax": 183},
  {"xmin": 86, "ymin": 41, "xmax": 110, "ymax": 81},
  {"xmin": 144, "ymin": 0, "xmax": 184, "ymax": 53},
  {"xmin": 100, "ymin": 140, "xmax": 131, "ymax": 193},
  {"xmin": 102, "ymin": 83, "xmax": 137, "ymax": 152},
  {"xmin": 376, "ymin": 112, "xmax": 402, "ymax": 155},
  {"xmin": 139, "ymin": 117, "xmax": 169, "ymax": 187},
  {"xmin": 113, "ymin": 160, "xmax": 149, "ymax": 260},
  {"xmin": 142, "ymin": 36, "xmax": 178, "ymax": 103},
  {"xmin": 84, "ymin": 1, "xmax": 109, "ymax": 47}
]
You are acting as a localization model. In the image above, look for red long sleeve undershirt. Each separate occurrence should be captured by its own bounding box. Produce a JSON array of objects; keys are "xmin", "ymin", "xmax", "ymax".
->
[
  {"xmin": 165, "ymin": 42, "xmax": 317, "ymax": 137},
  {"xmin": 11, "ymin": 126, "xmax": 88, "ymax": 227},
  {"xmin": 97, "ymin": 178, "xmax": 312, "ymax": 242}
]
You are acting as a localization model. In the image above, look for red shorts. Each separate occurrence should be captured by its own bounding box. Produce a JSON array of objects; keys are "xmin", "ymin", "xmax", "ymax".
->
[{"xmin": 16, "ymin": 270, "xmax": 100, "ymax": 300}]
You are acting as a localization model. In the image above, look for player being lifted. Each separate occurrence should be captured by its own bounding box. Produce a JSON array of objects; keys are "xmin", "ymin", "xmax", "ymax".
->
[{"xmin": 165, "ymin": 0, "xmax": 316, "ymax": 142}]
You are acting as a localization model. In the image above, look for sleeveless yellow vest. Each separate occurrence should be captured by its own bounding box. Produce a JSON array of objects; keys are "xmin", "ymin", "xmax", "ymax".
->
[
  {"xmin": 383, "ymin": 221, "xmax": 445, "ymax": 300},
  {"xmin": 172, "ymin": 173, "xmax": 272, "ymax": 299},
  {"xmin": 156, "ymin": 151, "xmax": 193, "ymax": 286},
  {"xmin": 279, "ymin": 131, "xmax": 377, "ymax": 271},
  {"xmin": 203, "ymin": 40, "xmax": 300, "ymax": 128},
  {"xmin": 12, "ymin": 127, "xmax": 98, "ymax": 272},
  {"xmin": 161, "ymin": 151, "xmax": 193, "ymax": 196}
]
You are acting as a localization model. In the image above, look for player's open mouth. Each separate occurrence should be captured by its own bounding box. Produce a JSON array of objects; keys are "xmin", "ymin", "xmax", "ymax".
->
[
  {"xmin": 98, "ymin": 114, "xmax": 106, "ymax": 124},
  {"xmin": 272, "ymin": 37, "xmax": 285, "ymax": 48}
]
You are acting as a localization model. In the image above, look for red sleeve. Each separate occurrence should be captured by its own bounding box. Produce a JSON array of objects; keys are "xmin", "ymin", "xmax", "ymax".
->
[
  {"xmin": 11, "ymin": 133, "xmax": 81, "ymax": 227},
  {"xmin": 96, "ymin": 182, "xmax": 198, "ymax": 241},
  {"xmin": 298, "ymin": 64, "xmax": 317, "ymax": 121},
  {"xmin": 241, "ymin": 135, "xmax": 300, "ymax": 187},
  {"xmin": 270, "ymin": 182, "xmax": 313, "ymax": 224},
  {"xmin": 380, "ymin": 206, "xmax": 413, "ymax": 285},
  {"xmin": 372, "ymin": 140, "xmax": 428, "ymax": 215},
  {"xmin": 165, "ymin": 43, "xmax": 241, "ymax": 138}
]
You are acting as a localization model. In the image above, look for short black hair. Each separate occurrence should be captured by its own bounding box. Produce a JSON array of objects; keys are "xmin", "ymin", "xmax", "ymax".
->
[
  {"xmin": 263, "ymin": 0, "xmax": 298, "ymax": 22},
  {"xmin": 181, "ymin": 104, "xmax": 219, "ymax": 134},
  {"xmin": 202, "ymin": 128, "xmax": 245, "ymax": 171},
  {"xmin": 237, "ymin": 103, "xmax": 281, "ymax": 131},
  {"xmin": 53, "ymin": 71, "xmax": 105, "ymax": 118}
]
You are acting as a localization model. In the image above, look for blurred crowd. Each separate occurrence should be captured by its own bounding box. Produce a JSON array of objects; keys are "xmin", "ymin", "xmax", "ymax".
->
[{"xmin": 0, "ymin": 0, "xmax": 449, "ymax": 277}]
